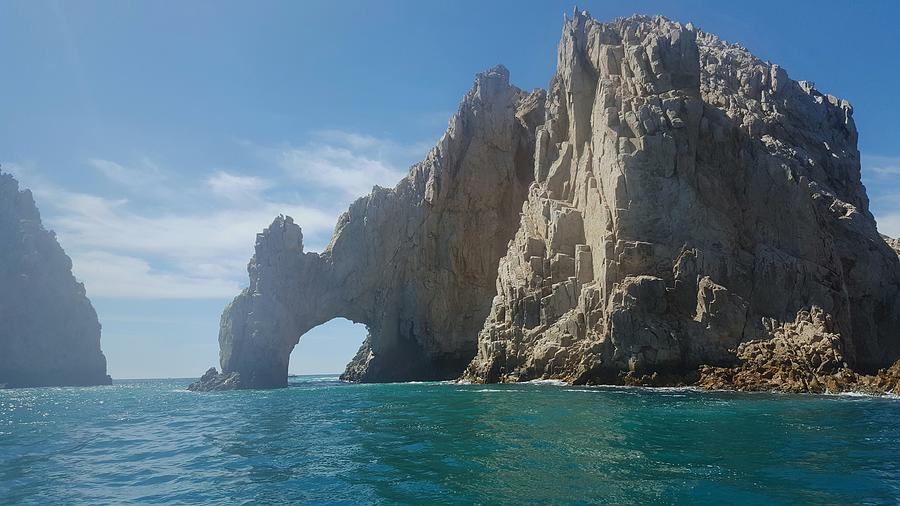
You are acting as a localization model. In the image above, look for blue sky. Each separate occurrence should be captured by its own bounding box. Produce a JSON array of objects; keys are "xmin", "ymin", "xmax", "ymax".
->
[{"xmin": 2, "ymin": 0, "xmax": 899, "ymax": 379}]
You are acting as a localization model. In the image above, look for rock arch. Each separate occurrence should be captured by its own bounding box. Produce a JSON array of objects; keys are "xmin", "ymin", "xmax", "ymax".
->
[{"xmin": 214, "ymin": 66, "xmax": 546, "ymax": 388}]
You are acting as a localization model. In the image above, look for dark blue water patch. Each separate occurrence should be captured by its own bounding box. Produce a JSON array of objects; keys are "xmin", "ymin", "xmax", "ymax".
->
[{"xmin": 0, "ymin": 377, "xmax": 898, "ymax": 504}]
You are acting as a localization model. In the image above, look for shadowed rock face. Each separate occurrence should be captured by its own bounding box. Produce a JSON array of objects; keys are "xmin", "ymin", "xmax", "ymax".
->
[
  {"xmin": 463, "ymin": 13, "xmax": 900, "ymax": 385},
  {"xmin": 210, "ymin": 66, "xmax": 545, "ymax": 388},
  {"xmin": 0, "ymin": 173, "xmax": 111, "ymax": 388}
]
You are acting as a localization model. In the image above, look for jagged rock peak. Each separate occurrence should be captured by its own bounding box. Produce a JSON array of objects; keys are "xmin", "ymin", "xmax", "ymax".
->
[
  {"xmin": 194, "ymin": 66, "xmax": 546, "ymax": 389},
  {"xmin": 0, "ymin": 171, "xmax": 111, "ymax": 388},
  {"xmin": 462, "ymin": 12, "xmax": 900, "ymax": 389},
  {"xmin": 194, "ymin": 12, "xmax": 899, "ymax": 393}
]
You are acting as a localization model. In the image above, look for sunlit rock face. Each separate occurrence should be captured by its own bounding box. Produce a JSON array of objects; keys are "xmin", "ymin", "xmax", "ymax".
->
[
  {"xmin": 463, "ymin": 13, "xmax": 900, "ymax": 385},
  {"xmin": 202, "ymin": 12, "xmax": 900, "ymax": 391},
  {"xmin": 210, "ymin": 66, "xmax": 545, "ymax": 388},
  {"xmin": 0, "ymin": 172, "xmax": 111, "ymax": 388},
  {"xmin": 886, "ymin": 235, "xmax": 900, "ymax": 259}
]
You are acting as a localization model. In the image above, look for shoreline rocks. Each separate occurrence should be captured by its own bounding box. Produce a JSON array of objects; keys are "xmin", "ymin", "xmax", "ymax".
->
[{"xmin": 188, "ymin": 368, "xmax": 242, "ymax": 391}]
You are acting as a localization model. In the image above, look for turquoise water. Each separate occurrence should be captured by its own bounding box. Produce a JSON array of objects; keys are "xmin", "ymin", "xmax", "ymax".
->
[{"xmin": 1, "ymin": 377, "xmax": 898, "ymax": 505}]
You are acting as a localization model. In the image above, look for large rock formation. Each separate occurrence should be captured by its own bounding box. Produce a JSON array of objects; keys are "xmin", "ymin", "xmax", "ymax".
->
[
  {"xmin": 463, "ymin": 13, "xmax": 900, "ymax": 388},
  {"xmin": 198, "ymin": 12, "xmax": 900, "ymax": 393},
  {"xmin": 193, "ymin": 66, "xmax": 544, "ymax": 389},
  {"xmin": 0, "ymin": 172, "xmax": 111, "ymax": 388}
]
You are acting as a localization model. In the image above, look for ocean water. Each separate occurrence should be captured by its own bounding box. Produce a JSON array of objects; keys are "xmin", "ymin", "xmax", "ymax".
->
[{"xmin": 0, "ymin": 377, "xmax": 898, "ymax": 505}]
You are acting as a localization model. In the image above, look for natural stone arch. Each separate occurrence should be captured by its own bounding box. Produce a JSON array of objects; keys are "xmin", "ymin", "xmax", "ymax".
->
[{"xmin": 213, "ymin": 66, "xmax": 546, "ymax": 388}]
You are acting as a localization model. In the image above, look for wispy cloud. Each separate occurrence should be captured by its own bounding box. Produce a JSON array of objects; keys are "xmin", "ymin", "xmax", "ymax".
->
[
  {"xmin": 89, "ymin": 158, "xmax": 172, "ymax": 196},
  {"xmin": 73, "ymin": 251, "xmax": 241, "ymax": 299},
  {"xmin": 863, "ymin": 155, "xmax": 900, "ymax": 177},
  {"xmin": 861, "ymin": 155, "xmax": 900, "ymax": 237},
  {"xmin": 6, "ymin": 162, "xmax": 334, "ymax": 299},
  {"xmin": 206, "ymin": 171, "xmax": 273, "ymax": 203},
  {"xmin": 876, "ymin": 212, "xmax": 900, "ymax": 238},
  {"xmin": 279, "ymin": 145, "xmax": 404, "ymax": 197},
  {"xmin": 274, "ymin": 130, "xmax": 433, "ymax": 197},
  {"xmin": 4, "ymin": 130, "xmax": 433, "ymax": 300}
]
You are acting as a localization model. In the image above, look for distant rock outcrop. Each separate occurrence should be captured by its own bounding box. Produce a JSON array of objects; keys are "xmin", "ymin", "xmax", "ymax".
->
[
  {"xmin": 194, "ymin": 66, "xmax": 544, "ymax": 389},
  {"xmin": 0, "ymin": 172, "xmax": 111, "ymax": 388},
  {"xmin": 463, "ymin": 13, "xmax": 900, "ymax": 390}
]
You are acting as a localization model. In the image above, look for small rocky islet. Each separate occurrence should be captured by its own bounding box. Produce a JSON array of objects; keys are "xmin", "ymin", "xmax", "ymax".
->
[{"xmin": 190, "ymin": 12, "xmax": 900, "ymax": 395}]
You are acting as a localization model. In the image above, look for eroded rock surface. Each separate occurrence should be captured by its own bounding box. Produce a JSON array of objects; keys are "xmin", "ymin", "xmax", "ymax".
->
[
  {"xmin": 0, "ymin": 172, "xmax": 111, "ymax": 388},
  {"xmin": 200, "ymin": 66, "xmax": 544, "ymax": 389},
  {"xmin": 884, "ymin": 235, "xmax": 900, "ymax": 259},
  {"xmin": 188, "ymin": 367, "xmax": 241, "ymax": 391},
  {"xmin": 463, "ymin": 13, "xmax": 900, "ymax": 390},
  {"xmin": 201, "ymin": 12, "xmax": 900, "ymax": 394}
]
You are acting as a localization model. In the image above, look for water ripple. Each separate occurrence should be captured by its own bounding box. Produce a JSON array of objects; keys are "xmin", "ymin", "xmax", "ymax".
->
[{"xmin": 0, "ymin": 378, "xmax": 898, "ymax": 504}]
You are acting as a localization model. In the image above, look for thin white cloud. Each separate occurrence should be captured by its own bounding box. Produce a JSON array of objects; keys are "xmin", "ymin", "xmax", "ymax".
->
[
  {"xmin": 878, "ymin": 213, "xmax": 900, "ymax": 238},
  {"xmin": 50, "ymin": 193, "xmax": 333, "ymax": 261},
  {"xmin": 89, "ymin": 157, "xmax": 172, "ymax": 196},
  {"xmin": 71, "ymin": 251, "xmax": 241, "ymax": 299},
  {"xmin": 316, "ymin": 130, "xmax": 381, "ymax": 150},
  {"xmin": 279, "ymin": 145, "xmax": 404, "ymax": 197},
  {"xmin": 3, "ymin": 130, "xmax": 435, "ymax": 300},
  {"xmin": 863, "ymin": 155, "xmax": 900, "ymax": 177},
  {"xmin": 274, "ymin": 130, "xmax": 433, "ymax": 197},
  {"xmin": 858, "ymin": 155, "xmax": 900, "ymax": 237},
  {"xmin": 206, "ymin": 171, "xmax": 272, "ymax": 203},
  {"xmin": 6, "ymin": 161, "xmax": 336, "ymax": 299}
]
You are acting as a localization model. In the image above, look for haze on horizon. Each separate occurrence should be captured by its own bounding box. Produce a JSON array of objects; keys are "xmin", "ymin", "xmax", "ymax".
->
[{"xmin": 2, "ymin": 0, "xmax": 898, "ymax": 379}]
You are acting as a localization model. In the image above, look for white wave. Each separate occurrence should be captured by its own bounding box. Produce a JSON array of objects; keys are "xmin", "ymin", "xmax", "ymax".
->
[
  {"xmin": 828, "ymin": 390, "xmax": 899, "ymax": 400},
  {"xmin": 523, "ymin": 379, "xmax": 570, "ymax": 386},
  {"xmin": 577, "ymin": 384, "xmax": 703, "ymax": 393},
  {"xmin": 456, "ymin": 388, "xmax": 518, "ymax": 393}
]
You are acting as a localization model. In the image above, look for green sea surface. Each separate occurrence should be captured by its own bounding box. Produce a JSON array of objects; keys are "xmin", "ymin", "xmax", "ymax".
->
[{"xmin": 1, "ymin": 376, "xmax": 898, "ymax": 504}]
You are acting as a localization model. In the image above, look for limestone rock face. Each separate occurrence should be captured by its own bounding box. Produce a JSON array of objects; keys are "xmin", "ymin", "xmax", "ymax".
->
[
  {"xmin": 0, "ymin": 172, "xmax": 111, "ymax": 388},
  {"xmin": 463, "ymin": 13, "xmax": 900, "ymax": 385},
  {"xmin": 208, "ymin": 66, "xmax": 544, "ymax": 388},
  {"xmin": 885, "ymin": 235, "xmax": 900, "ymax": 259}
]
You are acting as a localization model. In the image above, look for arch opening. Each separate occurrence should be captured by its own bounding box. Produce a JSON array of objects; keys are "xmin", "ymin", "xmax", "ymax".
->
[{"xmin": 288, "ymin": 318, "xmax": 367, "ymax": 377}]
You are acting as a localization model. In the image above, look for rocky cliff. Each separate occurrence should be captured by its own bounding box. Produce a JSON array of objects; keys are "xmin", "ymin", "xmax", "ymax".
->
[
  {"xmin": 0, "ymin": 172, "xmax": 111, "ymax": 388},
  {"xmin": 463, "ymin": 13, "xmax": 900, "ymax": 391},
  {"xmin": 192, "ymin": 66, "xmax": 544, "ymax": 389},
  {"xmin": 196, "ymin": 12, "xmax": 900, "ymax": 393}
]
